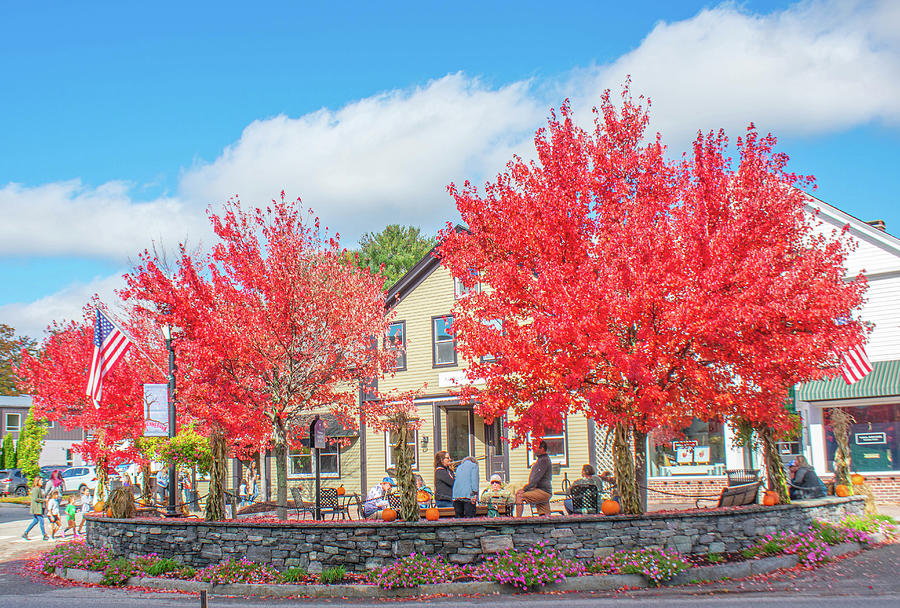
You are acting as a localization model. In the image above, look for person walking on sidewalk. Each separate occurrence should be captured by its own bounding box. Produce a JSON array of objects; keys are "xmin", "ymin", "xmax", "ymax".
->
[{"xmin": 22, "ymin": 477, "xmax": 48, "ymax": 541}]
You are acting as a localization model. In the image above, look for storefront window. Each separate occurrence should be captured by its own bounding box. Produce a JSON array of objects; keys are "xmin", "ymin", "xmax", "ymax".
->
[
  {"xmin": 824, "ymin": 403, "xmax": 899, "ymax": 472},
  {"xmin": 649, "ymin": 419, "xmax": 726, "ymax": 477}
]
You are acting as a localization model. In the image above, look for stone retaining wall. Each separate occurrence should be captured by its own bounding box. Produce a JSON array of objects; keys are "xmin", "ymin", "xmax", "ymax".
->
[{"xmin": 86, "ymin": 496, "xmax": 864, "ymax": 573}]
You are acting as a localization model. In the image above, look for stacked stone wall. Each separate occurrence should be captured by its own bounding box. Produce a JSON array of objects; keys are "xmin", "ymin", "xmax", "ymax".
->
[{"xmin": 86, "ymin": 496, "xmax": 864, "ymax": 572}]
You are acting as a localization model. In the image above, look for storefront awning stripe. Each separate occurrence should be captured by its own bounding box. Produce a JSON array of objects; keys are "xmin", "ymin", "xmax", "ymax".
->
[{"xmin": 797, "ymin": 359, "xmax": 900, "ymax": 401}]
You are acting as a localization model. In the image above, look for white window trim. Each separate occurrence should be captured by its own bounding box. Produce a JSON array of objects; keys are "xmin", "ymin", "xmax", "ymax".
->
[
  {"xmin": 385, "ymin": 430, "xmax": 419, "ymax": 470},
  {"xmin": 386, "ymin": 321, "xmax": 407, "ymax": 371},
  {"xmin": 287, "ymin": 444, "xmax": 341, "ymax": 479},
  {"xmin": 454, "ymin": 277, "xmax": 481, "ymax": 299},
  {"xmin": 5, "ymin": 413, "xmax": 21, "ymax": 432},
  {"xmin": 526, "ymin": 422, "xmax": 568, "ymax": 467}
]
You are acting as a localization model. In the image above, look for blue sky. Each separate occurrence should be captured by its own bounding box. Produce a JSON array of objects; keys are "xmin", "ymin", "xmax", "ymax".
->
[{"xmin": 2, "ymin": 0, "xmax": 898, "ymax": 338}]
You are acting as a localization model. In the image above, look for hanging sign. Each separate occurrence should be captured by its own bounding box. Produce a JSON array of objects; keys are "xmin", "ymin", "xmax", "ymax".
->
[
  {"xmin": 310, "ymin": 415, "xmax": 326, "ymax": 449},
  {"xmin": 143, "ymin": 383, "xmax": 169, "ymax": 437}
]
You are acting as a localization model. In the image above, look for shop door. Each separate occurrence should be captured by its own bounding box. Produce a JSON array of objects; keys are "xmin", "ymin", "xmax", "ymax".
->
[{"xmin": 485, "ymin": 418, "xmax": 509, "ymax": 481}]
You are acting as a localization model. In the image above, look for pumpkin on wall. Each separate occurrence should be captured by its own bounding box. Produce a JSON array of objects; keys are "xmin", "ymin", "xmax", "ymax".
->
[
  {"xmin": 382, "ymin": 508, "xmax": 397, "ymax": 522},
  {"xmin": 835, "ymin": 484, "xmax": 852, "ymax": 497},
  {"xmin": 601, "ymin": 499, "xmax": 620, "ymax": 516},
  {"xmin": 851, "ymin": 474, "xmax": 865, "ymax": 485},
  {"xmin": 763, "ymin": 491, "xmax": 779, "ymax": 506},
  {"xmin": 424, "ymin": 507, "xmax": 440, "ymax": 521}
]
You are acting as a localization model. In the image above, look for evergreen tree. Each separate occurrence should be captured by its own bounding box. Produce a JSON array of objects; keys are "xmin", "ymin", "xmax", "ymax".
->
[
  {"xmin": 0, "ymin": 434, "xmax": 10, "ymax": 467},
  {"xmin": 16, "ymin": 408, "xmax": 47, "ymax": 482},
  {"xmin": 0, "ymin": 323, "xmax": 37, "ymax": 396},
  {"xmin": 352, "ymin": 225, "xmax": 436, "ymax": 289}
]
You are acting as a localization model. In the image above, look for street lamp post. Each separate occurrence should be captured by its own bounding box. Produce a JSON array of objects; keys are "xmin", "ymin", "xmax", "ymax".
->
[{"xmin": 161, "ymin": 324, "xmax": 178, "ymax": 518}]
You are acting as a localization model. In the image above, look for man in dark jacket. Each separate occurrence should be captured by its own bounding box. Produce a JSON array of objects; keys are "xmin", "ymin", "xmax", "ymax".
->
[{"xmin": 515, "ymin": 440, "xmax": 553, "ymax": 516}]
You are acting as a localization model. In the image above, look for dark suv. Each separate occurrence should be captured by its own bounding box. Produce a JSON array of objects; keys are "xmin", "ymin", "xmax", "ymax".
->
[{"xmin": 0, "ymin": 468, "xmax": 29, "ymax": 497}]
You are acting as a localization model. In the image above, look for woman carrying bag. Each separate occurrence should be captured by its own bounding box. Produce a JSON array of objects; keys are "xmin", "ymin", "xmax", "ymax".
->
[{"xmin": 22, "ymin": 477, "xmax": 49, "ymax": 541}]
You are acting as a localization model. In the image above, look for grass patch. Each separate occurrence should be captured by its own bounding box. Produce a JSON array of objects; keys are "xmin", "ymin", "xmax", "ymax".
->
[
  {"xmin": 319, "ymin": 565, "xmax": 346, "ymax": 584},
  {"xmin": 0, "ymin": 496, "xmax": 29, "ymax": 505},
  {"xmin": 278, "ymin": 567, "xmax": 308, "ymax": 583}
]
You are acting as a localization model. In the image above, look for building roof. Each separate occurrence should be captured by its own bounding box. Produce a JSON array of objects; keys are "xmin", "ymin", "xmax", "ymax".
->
[{"xmin": 0, "ymin": 394, "xmax": 32, "ymax": 408}]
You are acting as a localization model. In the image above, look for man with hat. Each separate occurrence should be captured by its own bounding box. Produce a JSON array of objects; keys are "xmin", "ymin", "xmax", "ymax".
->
[
  {"xmin": 363, "ymin": 476, "xmax": 394, "ymax": 519},
  {"xmin": 480, "ymin": 474, "xmax": 512, "ymax": 517}
]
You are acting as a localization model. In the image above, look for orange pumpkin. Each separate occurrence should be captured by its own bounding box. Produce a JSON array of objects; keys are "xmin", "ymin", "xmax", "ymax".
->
[
  {"xmin": 416, "ymin": 490, "xmax": 431, "ymax": 503},
  {"xmin": 382, "ymin": 508, "xmax": 397, "ymax": 522},
  {"xmin": 763, "ymin": 492, "xmax": 778, "ymax": 506},
  {"xmin": 336, "ymin": 485, "xmax": 346, "ymax": 496},
  {"xmin": 601, "ymin": 499, "xmax": 620, "ymax": 516},
  {"xmin": 424, "ymin": 507, "xmax": 440, "ymax": 521},
  {"xmin": 106, "ymin": 508, "xmax": 112, "ymax": 517},
  {"xmin": 93, "ymin": 501, "xmax": 105, "ymax": 512},
  {"xmin": 851, "ymin": 474, "xmax": 865, "ymax": 485},
  {"xmin": 835, "ymin": 484, "xmax": 851, "ymax": 497}
]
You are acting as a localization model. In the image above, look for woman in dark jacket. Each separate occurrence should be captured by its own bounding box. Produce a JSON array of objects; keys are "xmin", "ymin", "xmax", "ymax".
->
[{"xmin": 434, "ymin": 451, "xmax": 455, "ymax": 508}]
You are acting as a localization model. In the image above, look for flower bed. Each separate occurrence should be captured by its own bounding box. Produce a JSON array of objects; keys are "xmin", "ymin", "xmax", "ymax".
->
[{"xmin": 40, "ymin": 513, "xmax": 897, "ymax": 594}]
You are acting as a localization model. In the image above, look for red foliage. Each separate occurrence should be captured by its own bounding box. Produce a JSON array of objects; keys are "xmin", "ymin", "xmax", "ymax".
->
[{"xmin": 438, "ymin": 84, "xmax": 867, "ymax": 443}]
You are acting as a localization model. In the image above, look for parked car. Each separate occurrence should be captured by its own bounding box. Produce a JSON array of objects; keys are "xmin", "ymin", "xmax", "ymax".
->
[
  {"xmin": 60, "ymin": 465, "xmax": 120, "ymax": 494},
  {"xmin": 0, "ymin": 468, "xmax": 29, "ymax": 497}
]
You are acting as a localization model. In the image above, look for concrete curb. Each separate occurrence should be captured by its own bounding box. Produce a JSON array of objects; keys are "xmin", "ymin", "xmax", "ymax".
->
[{"xmin": 54, "ymin": 544, "xmax": 868, "ymax": 598}]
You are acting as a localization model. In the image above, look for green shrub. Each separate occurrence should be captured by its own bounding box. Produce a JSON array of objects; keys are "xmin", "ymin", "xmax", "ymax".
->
[
  {"xmin": 319, "ymin": 565, "xmax": 346, "ymax": 584},
  {"xmin": 144, "ymin": 558, "xmax": 181, "ymax": 577},
  {"xmin": 177, "ymin": 566, "xmax": 196, "ymax": 579},
  {"xmin": 277, "ymin": 567, "xmax": 308, "ymax": 583},
  {"xmin": 707, "ymin": 552, "xmax": 723, "ymax": 564}
]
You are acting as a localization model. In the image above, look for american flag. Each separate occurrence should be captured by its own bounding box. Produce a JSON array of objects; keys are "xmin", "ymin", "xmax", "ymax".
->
[
  {"xmin": 840, "ymin": 343, "xmax": 872, "ymax": 385},
  {"xmin": 86, "ymin": 310, "xmax": 132, "ymax": 406}
]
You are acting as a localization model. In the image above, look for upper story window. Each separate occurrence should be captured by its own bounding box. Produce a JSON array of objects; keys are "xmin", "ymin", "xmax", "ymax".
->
[
  {"xmin": 432, "ymin": 315, "xmax": 456, "ymax": 367},
  {"xmin": 454, "ymin": 276, "xmax": 481, "ymax": 299},
  {"xmin": 480, "ymin": 319, "xmax": 503, "ymax": 363},
  {"xmin": 386, "ymin": 321, "xmax": 406, "ymax": 371},
  {"xmin": 4, "ymin": 413, "xmax": 21, "ymax": 432}
]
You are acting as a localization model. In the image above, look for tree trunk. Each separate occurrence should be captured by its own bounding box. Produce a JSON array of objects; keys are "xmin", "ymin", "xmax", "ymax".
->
[
  {"xmin": 760, "ymin": 425, "xmax": 790, "ymax": 504},
  {"xmin": 205, "ymin": 429, "xmax": 227, "ymax": 521},
  {"xmin": 613, "ymin": 422, "xmax": 641, "ymax": 515},
  {"xmin": 273, "ymin": 419, "xmax": 288, "ymax": 521},
  {"xmin": 830, "ymin": 408, "xmax": 854, "ymax": 488},
  {"xmin": 395, "ymin": 420, "xmax": 418, "ymax": 522},
  {"xmin": 96, "ymin": 454, "xmax": 108, "ymax": 504},
  {"xmin": 141, "ymin": 463, "xmax": 152, "ymax": 504},
  {"xmin": 633, "ymin": 428, "xmax": 648, "ymax": 513}
]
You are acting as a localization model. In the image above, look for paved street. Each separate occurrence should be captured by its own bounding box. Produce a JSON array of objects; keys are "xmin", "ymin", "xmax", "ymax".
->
[{"xmin": 0, "ymin": 542, "xmax": 896, "ymax": 608}]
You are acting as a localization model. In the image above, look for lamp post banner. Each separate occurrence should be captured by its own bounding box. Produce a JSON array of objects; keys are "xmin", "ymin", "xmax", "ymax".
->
[{"xmin": 143, "ymin": 383, "xmax": 169, "ymax": 437}]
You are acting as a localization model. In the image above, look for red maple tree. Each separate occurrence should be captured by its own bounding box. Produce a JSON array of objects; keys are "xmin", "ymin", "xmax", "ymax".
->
[
  {"xmin": 439, "ymin": 86, "xmax": 867, "ymax": 513},
  {"xmin": 125, "ymin": 194, "xmax": 396, "ymax": 519}
]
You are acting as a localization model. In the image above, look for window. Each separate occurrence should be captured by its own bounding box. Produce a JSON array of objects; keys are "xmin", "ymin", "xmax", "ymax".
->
[
  {"xmin": 288, "ymin": 440, "xmax": 341, "ymax": 478},
  {"xmin": 527, "ymin": 422, "xmax": 568, "ymax": 466},
  {"xmin": 432, "ymin": 315, "xmax": 456, "ymax": 367},
  {"xmin": 386, "ymin": 321, "xmax": 406, "ymax": 371},
  {"xmin": 4, "ymin": 413, "xmax": 20, "ymax": 432},
  {"xmin": 648, "ymin": 419, "xmax": 726, "ymax": 477},
  {"xmin": 824, "ymin": 403, "xmax": 899, "ymax": 473},
  {"xmin": 480, "ymin": 319, "xmax": 503, "ymax": 362},
  {"xmin": 454, "ymin": 276, "xmax": 480, "ymax": 299},
  {"xmin": 446, "ymin": 410, "xmax": 472, "ymax": 461},
  {"xmin": 385, "ymin": 430, "xmax": 418, "ymax": 470}
]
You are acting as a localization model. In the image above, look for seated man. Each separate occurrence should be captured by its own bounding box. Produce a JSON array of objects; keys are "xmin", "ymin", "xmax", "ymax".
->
[
  {"xmin": 363, "ymin": 477, "xmax": 394, "ymax": 519},
  {"xmin": 515, "ymin": 440, "xmax": 553, "ymax": 516},
  {"xmin": 480, "ymin": 474, "xmax": 512, "ymax": 517}
]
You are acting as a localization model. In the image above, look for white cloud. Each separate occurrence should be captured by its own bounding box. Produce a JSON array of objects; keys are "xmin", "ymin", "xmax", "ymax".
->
[
  {"xmin": 568, "ymin": 0, "xmax": 900, "ymax": 147},
  {"xmin": 0, "ymin": 180, "xmax": 209, "ymax": 260},
  {"xmin": 0, "ymin": 273, "xmax": 127, "ymax": 340},
  {"xmin": 178, "ymin": 73, "xmax": 543, "ymax": 242}
]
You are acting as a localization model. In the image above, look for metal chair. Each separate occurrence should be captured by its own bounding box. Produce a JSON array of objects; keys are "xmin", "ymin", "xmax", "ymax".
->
[
  {"xmin": 725, "ymin": 469, "xmax": 760, "ymax": 487},
  {"xmin": 320, "ymin": 487, "xmax": 349, "ymax": 520},
  {"xmin": 289, "ymin": 486, "xmax": 315, "ymax": 520},
  {"xmin": 569, "ymin": 484, "xmax": 601, "ymax": 514}
]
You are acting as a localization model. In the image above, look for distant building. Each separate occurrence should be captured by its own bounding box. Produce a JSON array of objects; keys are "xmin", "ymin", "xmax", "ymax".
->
[{"xmin": 0, "ymin": 395, "xmax": 87, "ymax": 467}]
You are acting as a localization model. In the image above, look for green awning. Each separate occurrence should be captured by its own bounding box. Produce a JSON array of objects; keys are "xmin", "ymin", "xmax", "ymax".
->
[{"xmin": 797, "ymin": 359, "xmax": 900, "ymax": 401}]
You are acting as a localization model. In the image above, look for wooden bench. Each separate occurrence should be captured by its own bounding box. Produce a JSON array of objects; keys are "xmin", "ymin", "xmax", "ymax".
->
[{"xmin": 695, "ymin": 481, "xmax": 760, "ymax": 509}]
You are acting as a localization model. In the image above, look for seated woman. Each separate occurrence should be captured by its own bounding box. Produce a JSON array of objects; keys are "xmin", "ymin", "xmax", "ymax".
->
[
  {"xmin": 564, "ymin": 464, "xmax": 605, "ymax": 514},
  {"xmin": 362, "ymin": 477, "xmax": 394, "ymax": 519},
  {"xmin": 789, "ymin": 455, "xmax": 826, "ymax": 500},
  {"xmin": 480, "ymin": 474, "xmax": 512, "ymax": 517}
]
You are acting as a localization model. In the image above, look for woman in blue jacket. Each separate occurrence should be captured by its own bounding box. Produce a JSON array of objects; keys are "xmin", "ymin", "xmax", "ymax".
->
[{"xmin": 451, "ymin": 456, "xmax": 479, "ymax": 518}]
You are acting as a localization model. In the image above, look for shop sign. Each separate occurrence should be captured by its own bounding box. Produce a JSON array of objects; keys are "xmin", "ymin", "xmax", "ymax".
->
[
  {"xmin": 672, "ymin": 440, "xmax": 698, "ymax": 450},
  {"xmin": 855, "ymin": 432, "xmax": 887, "ymax": 446}
]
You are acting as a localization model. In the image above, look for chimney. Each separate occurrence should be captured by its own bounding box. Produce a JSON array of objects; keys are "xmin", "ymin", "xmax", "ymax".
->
[{"xmin": 866, "ymin": 219, "xmax": 886, "ymax": 232}]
